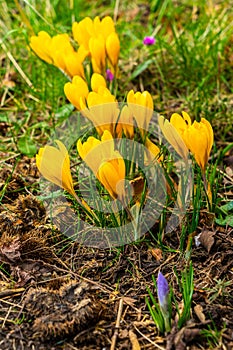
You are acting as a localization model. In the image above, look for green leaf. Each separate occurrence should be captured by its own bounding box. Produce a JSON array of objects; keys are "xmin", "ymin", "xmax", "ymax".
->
[
  {"xmin": 215, "ymin": 216, "xmax": 233, "ymax": 227},
  {"xmin": 55, "ymin": 103, "xmax": 74, "ymax": 120},
  {"xmin": 218, "ymin": 201, "xmax": 233, "ymax": 213},
  {"xmin": 17, "ymin": 136, "xmax": 37, "ymax": 157},
  {"xmin": 130, "ymin": 59, "xmax": 154, "ymax": 80},
  {"xmin": 0, "ymin": 115, "xmax": 8, "ymax": 123}
]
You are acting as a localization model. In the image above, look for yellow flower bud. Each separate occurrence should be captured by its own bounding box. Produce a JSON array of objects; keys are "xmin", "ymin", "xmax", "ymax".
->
[
  {"xmin": 158, "ymin": 115, "xmax": 189, "ymax": 160},
  {"xmin": 163, "ymin": 112, "xmax": 214, "ymax": 171},
  {"xmin": 29, "ymin": 31, "xmax": 53, "ymax": 64},
  {"xmin": 99, "ymin": 16, "xmax": 115, "ymax": 39},
  {"xmin": 36, "ymin": 140, "xmax": 76, "ymax": 197},
  {"xmin": 64, "ymin": 76, "xmax": 89, "ymax": 110},
  {"xmin": 106, "ymin": 32, "xmax": 120, "ymax": 68},
  {"xmin": 183, "ymin": 118, "xmax": 214, "ymax": 171},
  {"xmin": 127, "ymin": 90, "xmax": 153, "ymax": 135},
  {"xmin": 89, "ymin": 35, "xmax": 106, "ymax": 73},
  {"xmin": 72, "ymin": 17, "xmax": 93, "ymax": 50},
  {"xmin": 77, "ymin": 130, "xmax": 126, "ymax": 201}
]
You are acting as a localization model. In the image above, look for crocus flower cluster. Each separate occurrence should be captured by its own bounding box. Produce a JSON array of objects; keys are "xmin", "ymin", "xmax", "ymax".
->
[
  {"xmin": 33, "ymin": 14, "xmax": 214, "ymax": 230},
  {"xmin": 64, "ymin": 73, "xmax": 154, "ymax": 140},
  {"xmin": 36, "ymin": 84, "xmax": 159, "ymax": 204},
  {"xmin": 29, "ymin": 16, "xmax": 119, "ymax": 79},
  {"xmin": 29, "ymin": 32, "xmax": 88, "ymax": 79},
  {"xmin": 72, "ymin": 16, "xmax": 120, "ymax": 74},
  {"xmin": 159, "ymin": 112, "xmax": 214, "ymax": 172}
]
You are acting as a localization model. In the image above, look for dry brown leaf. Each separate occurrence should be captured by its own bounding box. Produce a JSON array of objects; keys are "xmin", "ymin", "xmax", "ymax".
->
[
  {"xmin": 0, "ymin": 238, "xmax": 21, "ymax": 263},
  {"xmin": 194, "ymin": 304, "xmax": 206, "ymax": 323},
  {"xmin": 129, "ymin": 329, "xmax": 141, "ymax": 350},
  {"xmin": 150, "ymin": 248, "xmax": 163, "ymax": 261},
  {"xmin": 196, "ymin": 229, "xmax": 216, "ymax": 253}
]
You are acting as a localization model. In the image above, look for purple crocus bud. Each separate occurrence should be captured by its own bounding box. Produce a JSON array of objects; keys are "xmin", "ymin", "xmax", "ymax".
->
[
  {"xmin": 157, "ymin": 272, "xmax": 169, "ymax": 311},
  {"xmin": 157, "ymin": 271, "xmax": 171, "ymax": 332},
  {"xmin": 106, "ymin": 69, "xmax": 114, "ymax": 81},
  {"xmin": 143, "ymin": 36, "xmax": 156, "ymax": 45}
]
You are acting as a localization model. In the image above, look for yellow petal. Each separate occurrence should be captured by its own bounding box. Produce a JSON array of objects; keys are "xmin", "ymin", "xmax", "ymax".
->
[
  {"xmin": 170, "ymin": 113, "xmax": 189, "ymax": 137},
  {"xmin": 91, "ymin": 73, "xmax": 106, "ymax": 92},
  {"xmin": 100, "ymin": 16, "xmax": 115, "ymax": 39}
]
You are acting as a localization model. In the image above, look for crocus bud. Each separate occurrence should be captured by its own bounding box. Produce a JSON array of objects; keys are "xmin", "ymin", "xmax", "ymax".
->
[
  {"xmin": 157, "ymin": 272, "xmax": 171, "ymax": 332},
  {"xmin": 143, "ymin": 36, "xmax": 155, "ymax": 45},
  {"xmin": 106, "ymin": 69, "xmax": 114, "ymax": 81}
]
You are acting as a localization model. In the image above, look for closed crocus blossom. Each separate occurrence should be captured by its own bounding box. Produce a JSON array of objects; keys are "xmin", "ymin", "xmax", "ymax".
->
[
  {"xmin": 127, "ymin": 90, "xmax": 153, "ymax": 135},
  {"xmin": 157, "ymin": 272, "xmax": 171, "ymax": 332},
  {"xmin": 106, "ymin": 32, "xmax": 120, "ymax": 69},
  {"xmin": 183, "ymin": 118, "xmax": 213, "ymax": 172},
  {"xmin": 106, "ymin": 69, "xmax": 114, "ymax": 81},
  {"xmin": 36, "ymin": 140, "xmax": 76, "ymax": 197},
  {"xmin": 80, "ymin": 86, "xmax": 119, "ymax": 136},
  {"xmin": 99, "ymin": 16, "xmax": 115, "ymax": 39},
  {"xmin": 77, "ymin": 130, "xmax": 126, "ymax": 201},
  {"xmin": 29, "ymin": 31, "xmax": 53, "ymax": 64},
  {"xmin": 170, "ymin": 112, "xmax": 214, "ymax": 171},
  {"xmin": 64, "ymin": 74, "xmax": 107, "ymax": 111},
  {"xmin": 170, "ymin": 111, "xmax": 191, "ymax": 135},
  {"xmin": 62, "ymin": 45, "xmax": 88, "ymax": 78},
  {"xmin": 89, "ymin": 35, "xmax": 106, "ymax": 73},
  {"xmin": 158, "ymin": 115, "xmax": 189, "ymax": 160},
  {"xmin": 72, "ymin": 17, "xmax": 94, "ymax": 50},
  {"xmin": 64, "ymin": 76, "xmax": 89, "ymax": 110}
]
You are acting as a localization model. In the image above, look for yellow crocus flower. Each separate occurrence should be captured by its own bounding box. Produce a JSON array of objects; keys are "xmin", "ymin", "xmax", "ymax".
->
[
  {"xmin": 80, "ymin": 86, "xmax": 119, "ymax": 136},
  {"xmin": 77, "ymin": 130, "xmax": 126, "ymax": 201},
  {"xmin": 170, "ymin": 112, "xmax": 214, "ymax": 171},
  {"xmin": 64, "ymin": 74, "xmax": 107, "ymax": 112},
  {"xmin": 98, "ymin": 16, "xmax": 115, "ymax": 40},
  {"xmin": 158, "ymin": 115, "xmax": 189, "ymax": 160},
  {"xmin": 29, "ymin": 31, "xmax": 53, "ymax": 64},
  {"xmin": 64, "ymin": 76, "xmax": 89, "ymax": 110},
  {"xmin": 89, "ymin": 35, "xmax": 106, "ymax": 74},
  {"xmin": 106, "ymin": 32, "xmax": 120, "ymax": 69},
  {"xmin": 127, "ymin": 90, "xmax": 154, "ymax": 135},
  {"xmin": 170, "ymin": 111, "xmax": 191, "ymax": 134},
  {"xmin": 72, "ymin": 16, "xmax": 119, "ymax": 75},
  {"xmin": 30, "ymin": 31, "xmax": 88, "ymax": 78},
  {"xmin": 72, "ymin": 17, "xmax": 94, "ymax": 50},
  {"xmin": 36, "ymin": 140, "xmax": 76, "ymax": 197}
]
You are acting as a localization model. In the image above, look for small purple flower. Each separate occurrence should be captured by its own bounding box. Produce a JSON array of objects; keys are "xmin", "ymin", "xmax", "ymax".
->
[
  {"xmin": 143, "ymin": 36, "xmax": 156, "ymax": 46},
  {"xmin": 157, "ymin": 272, "xmax": 169, "ymax": 310},
  {"xmin": 106, "ymin": 69, "xmax": 114, "ymax": 81}
]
